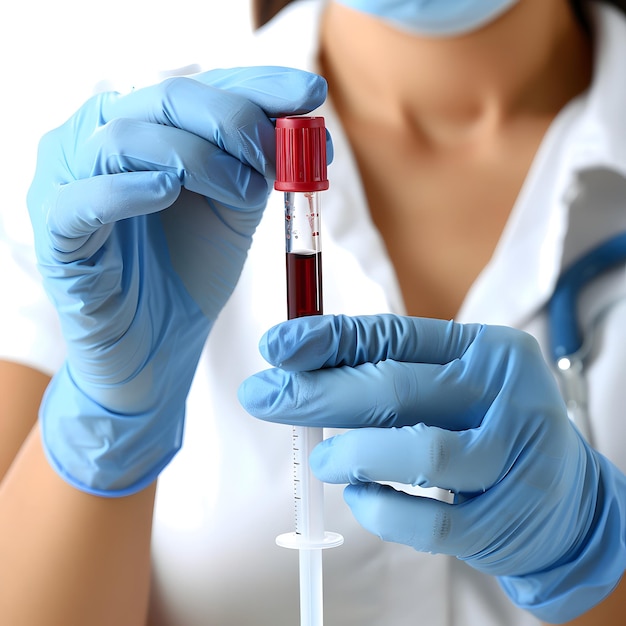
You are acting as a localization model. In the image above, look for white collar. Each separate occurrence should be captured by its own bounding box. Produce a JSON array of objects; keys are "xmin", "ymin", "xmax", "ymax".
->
[
  {"xmin": 566, "ymin": 2, "xmax": 626, "ymax": 177},
  {"xmin": 459, "ymin": 2, "xmax": 626, "ymax": 325}
]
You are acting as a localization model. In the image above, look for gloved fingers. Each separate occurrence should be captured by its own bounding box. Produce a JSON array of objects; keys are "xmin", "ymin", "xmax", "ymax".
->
[
  {"xmin": 193, "ymin": 66, "xmax": 328, "ymax": 116},
  {"xmin": 251, "ymin": 316, "xmax": 565, "ymax": 431},
  {"xmin": 342, "ymin": 482, "xmax": 465, "ymax": 556},
  {"xmin": 100, "ymin": 67, "xmax": 327, "ymax": 178},
  {"xmin": 38, "ymin": 171, "xmax": 180, "ymax": 255},
  {"xmin": 310, "ymin": 425, "xmax": 503, "ymax": 494},
  {"xmin": 238, "ymin": 358, "xmax": 487, "ymax": 431},
  {"xmin": 195, "ymin": 66, "xmax": 332, "ymax": 165},
  {"xmin": 342, "ymin": 482, "xmax": 528, "ymax": 563},
  {"xmin": 74, "ymin": 118, "xmax": 269, "ymax": 209},
  {"xmin": 258, "ymin": 314, "xmax": 483, "ymax": 371}
]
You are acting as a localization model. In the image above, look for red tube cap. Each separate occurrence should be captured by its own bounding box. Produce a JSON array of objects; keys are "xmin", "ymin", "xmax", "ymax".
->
[{"xmin": 275, "ymin": 116, "xmax": 329, "ymax": 192}]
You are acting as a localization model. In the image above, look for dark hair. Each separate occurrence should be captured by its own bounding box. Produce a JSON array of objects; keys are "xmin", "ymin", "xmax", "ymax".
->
[
  {"xmin": 252, "ymin": 0, "xmax": 295, "ymax": 28},
  {"xmin": 251, "ymin": 0, "xmax": 626, "ymax": 29}
]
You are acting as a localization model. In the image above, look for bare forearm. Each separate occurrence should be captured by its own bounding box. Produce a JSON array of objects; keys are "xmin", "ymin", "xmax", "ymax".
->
[
  {"xmin": 0, "ymin": 361, "xmax": 49, "ymax": 481},
  {"xmin": 0, "ymin": 424, "xmax": 155, "ymax": 626}
]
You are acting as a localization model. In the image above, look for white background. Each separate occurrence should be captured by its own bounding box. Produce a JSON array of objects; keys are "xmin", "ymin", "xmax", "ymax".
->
[{"xmin": 0, "ymin": 0, "xmax": 254, "ymax": 240}]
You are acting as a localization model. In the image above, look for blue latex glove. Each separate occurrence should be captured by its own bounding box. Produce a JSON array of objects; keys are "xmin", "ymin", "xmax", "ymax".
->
[
  {"xmin": 238, "ymin": 314, "xmax": 626, "ymax": 623},
  {"xmin": 27, "ymin": 66, "xmax": 328, "ymax": 497}
]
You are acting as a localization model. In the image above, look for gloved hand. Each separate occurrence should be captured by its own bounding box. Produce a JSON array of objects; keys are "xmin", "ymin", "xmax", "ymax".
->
[
  {"xmin": 27, "ymin": 66, "xmax": 327, "ymax": 497},
  {"xmin": 238, "ymin": 314, "xmax": 626, "ymax": 623}
]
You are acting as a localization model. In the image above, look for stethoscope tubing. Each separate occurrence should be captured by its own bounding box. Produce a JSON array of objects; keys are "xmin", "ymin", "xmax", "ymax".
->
[
  {"xmin": 547, "ymin": 231, "xmax": 626, "ymax": 446},
  {"xmin": 548, "ymin": 231, "xmax": 626, "ymax": 361}
]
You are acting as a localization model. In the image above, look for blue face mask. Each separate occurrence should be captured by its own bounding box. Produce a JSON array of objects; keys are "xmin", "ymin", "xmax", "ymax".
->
[{"xmin": 335, "ymin": 0, "xmax": 520, "ymax": 38}]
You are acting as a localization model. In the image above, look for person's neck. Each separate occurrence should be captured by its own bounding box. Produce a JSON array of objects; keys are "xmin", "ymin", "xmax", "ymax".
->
[{"xmin": 319, "ymin": 0, "xmax": 592, "ymax": 148}]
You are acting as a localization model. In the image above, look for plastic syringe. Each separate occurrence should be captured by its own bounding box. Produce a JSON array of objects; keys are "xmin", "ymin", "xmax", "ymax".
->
[{"xmin": 274, "ymin": 116, "xmax": 343, "ymax": 626}]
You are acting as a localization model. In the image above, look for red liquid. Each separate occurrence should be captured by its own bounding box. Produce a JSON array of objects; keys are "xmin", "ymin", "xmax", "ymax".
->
[{"xmin": 286, "ymin": 251, "xmax": 323, "ymax": 319}]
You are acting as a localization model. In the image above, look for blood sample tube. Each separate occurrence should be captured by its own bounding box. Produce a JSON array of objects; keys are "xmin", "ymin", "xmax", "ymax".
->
[{"xmin": 275, "ymin": 116, "xmax": 329, "ymax": 320}]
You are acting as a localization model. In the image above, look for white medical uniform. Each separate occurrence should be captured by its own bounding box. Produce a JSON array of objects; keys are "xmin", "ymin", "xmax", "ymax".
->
[{"xmin": 1, "ymin": 1, "xmax": 625, "ymax": 624}]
